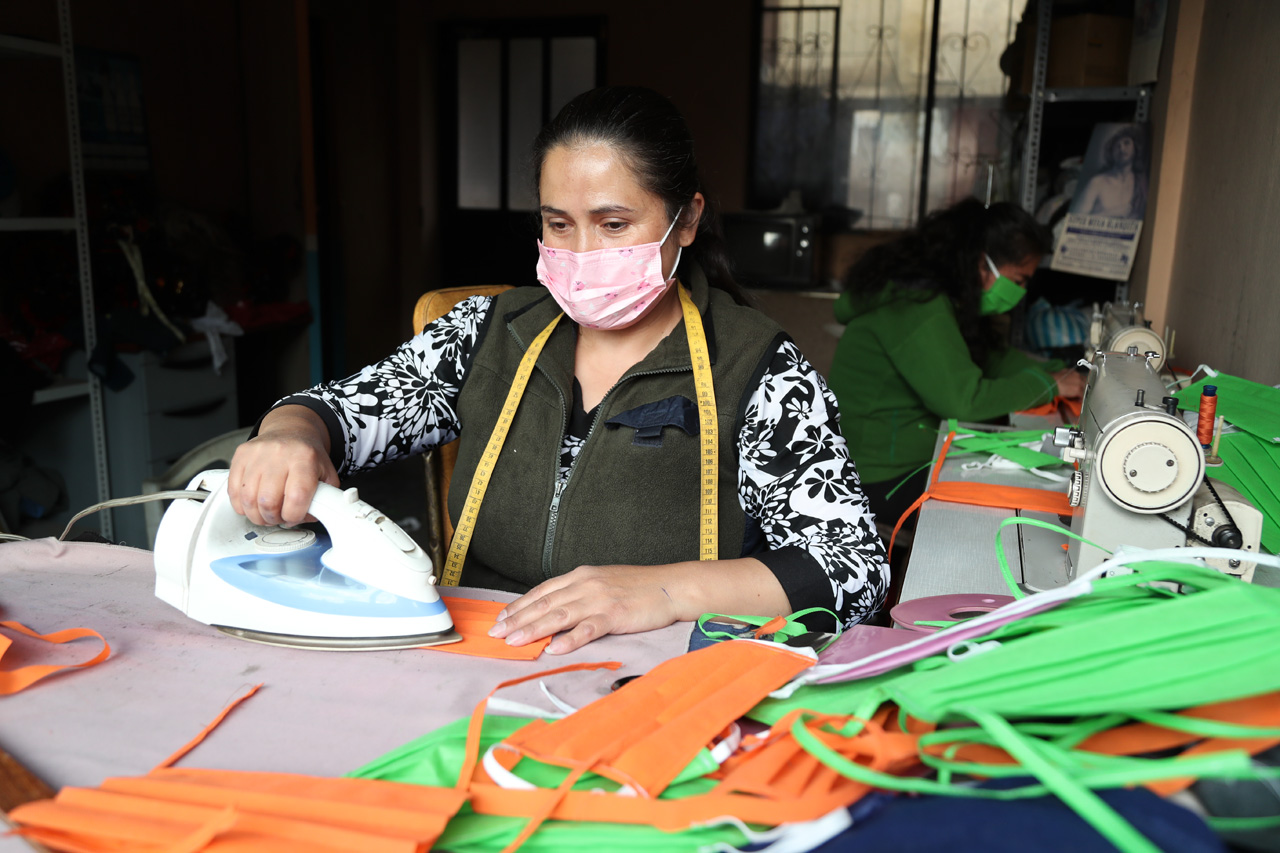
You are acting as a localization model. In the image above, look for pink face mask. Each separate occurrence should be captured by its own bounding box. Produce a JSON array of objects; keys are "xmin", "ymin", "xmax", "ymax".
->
[{"xmin": 535, "ymin": 211, "xmax": 683, "ymax": 330}]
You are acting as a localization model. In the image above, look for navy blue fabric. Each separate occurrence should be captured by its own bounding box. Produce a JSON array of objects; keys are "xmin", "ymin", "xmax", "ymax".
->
[
  {"xmin": 604, "ymin": 396, "xmax": 697, "ymax": 447},
  {"xmin": 803, "ymin": 777, "xmax": 1225, "ymax": 853}
]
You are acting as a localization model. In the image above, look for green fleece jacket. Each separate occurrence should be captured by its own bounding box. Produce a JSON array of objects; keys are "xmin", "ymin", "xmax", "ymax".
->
[{"xmin": 827, "ymin": 287, "xmax": 1060, "ymax": 484}]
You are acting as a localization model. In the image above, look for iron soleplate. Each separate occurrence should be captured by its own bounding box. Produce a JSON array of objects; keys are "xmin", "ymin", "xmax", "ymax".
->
[{"xmin": 214, "ymin": 625, "xmax": 463, "ymax": 651}]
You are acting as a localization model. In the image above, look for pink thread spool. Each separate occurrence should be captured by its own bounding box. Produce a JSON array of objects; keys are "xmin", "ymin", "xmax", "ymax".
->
[{"xmin": 889, "ymin": 593, "xmax": 1016, "ymax": 634}]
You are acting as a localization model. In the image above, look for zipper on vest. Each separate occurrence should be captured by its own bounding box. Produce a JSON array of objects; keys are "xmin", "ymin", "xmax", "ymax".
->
[
  {"xmin": 541, "ymin": 479, "xmax": 567, "ymax": 578},
  {"xmin": 505, "ymin": 321, "xmax": 574, "ymax": 580},
  {"xmin": 539, "ymin": 364, "xmax": 691, "ymax": 579}
]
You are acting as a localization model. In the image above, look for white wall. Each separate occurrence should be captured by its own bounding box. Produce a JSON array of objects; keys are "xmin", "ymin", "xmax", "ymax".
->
[{"xmin": 1162, "ymin": 1, "xmax": 1280, "ymax": 383}]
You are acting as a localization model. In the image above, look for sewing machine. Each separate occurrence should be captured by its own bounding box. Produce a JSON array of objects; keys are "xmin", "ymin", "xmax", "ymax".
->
[
  {"xmin": 1049, "ymin": 349, "xmax": 1263, "ymax": 584},
  {"xmin": 1087, "ymin": 301, "xmax": 1169, "ymax": 372}
]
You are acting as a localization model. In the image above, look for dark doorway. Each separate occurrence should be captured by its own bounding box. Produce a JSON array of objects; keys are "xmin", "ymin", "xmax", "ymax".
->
[{"xmin": 436, "ymin": 18, "xmax": 605, "ymax": 289}]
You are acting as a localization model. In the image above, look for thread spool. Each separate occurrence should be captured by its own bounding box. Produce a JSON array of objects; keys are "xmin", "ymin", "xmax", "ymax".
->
[
  {"xmin": 890, "ymin": 593, "xmax": 1016, "ymax": 634},
  {"xmin": 1197, "ymin": 385, "xmax": 1218, "ymax": 448}
]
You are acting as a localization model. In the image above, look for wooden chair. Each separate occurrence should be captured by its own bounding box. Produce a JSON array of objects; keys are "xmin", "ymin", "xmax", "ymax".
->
[{"xmin": 412, "ymin": 285, "xmax": 513, "ymax": 570}]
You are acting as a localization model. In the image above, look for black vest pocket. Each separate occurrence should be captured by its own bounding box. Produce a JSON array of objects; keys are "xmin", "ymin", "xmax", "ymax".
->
[{"xmin": 605, "ymin": 396, "xmax": 697, "ymax": 447}]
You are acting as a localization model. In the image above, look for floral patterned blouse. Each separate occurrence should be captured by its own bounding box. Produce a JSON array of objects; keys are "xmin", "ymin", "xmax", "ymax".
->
[{"xmin": 277, "ymin": 296, "xmax": 889, "ymax": 626}]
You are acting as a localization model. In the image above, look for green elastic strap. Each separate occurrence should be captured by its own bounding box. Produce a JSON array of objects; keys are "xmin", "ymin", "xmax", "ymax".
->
[
  {"xmin": 789, "ymin": 709, "xmax": 1260, "ymax": 853},
  {"xmin": 1207, "ymin": 815, "xmax": 1280, "ymax": 832},
  {"xmin": 993, "ymin": 517, "xmax": 1111, "ymax": 599},
  {"xmin": 696, "ymin": 607, "xmax": 843, "ymax": 649},
  {"xmin": 1218, "ymin": 431, "xmax": 1280, "ymax": 553}
]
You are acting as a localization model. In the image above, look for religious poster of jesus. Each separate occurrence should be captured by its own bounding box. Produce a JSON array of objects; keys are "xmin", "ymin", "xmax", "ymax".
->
[{"xmin": 1051, "ymin": 123, "xmax": 1149, "ymax": 281}]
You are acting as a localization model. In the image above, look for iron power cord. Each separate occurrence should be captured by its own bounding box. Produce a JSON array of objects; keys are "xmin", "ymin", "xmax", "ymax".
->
[{"xmin": 0, "ymin": 490, "xmax": 210, "ymax": 543}]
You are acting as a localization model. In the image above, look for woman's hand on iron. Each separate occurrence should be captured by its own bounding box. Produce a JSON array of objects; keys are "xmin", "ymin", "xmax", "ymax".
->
[
  {"xmin": 488, "ymin": 565, "xmax": 683, "ymax": 655},
  {"xmin": 227, "ymin": 406, "xmax": 338, "ymax": 528}
]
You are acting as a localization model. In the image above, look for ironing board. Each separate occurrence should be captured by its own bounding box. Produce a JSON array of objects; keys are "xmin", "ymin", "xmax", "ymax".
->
[{"xmin": 0, "ymin": 538, "xmax": 694, "ymax": 836}]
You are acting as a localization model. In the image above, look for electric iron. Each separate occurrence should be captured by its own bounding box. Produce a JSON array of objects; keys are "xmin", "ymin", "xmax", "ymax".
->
[{"xmin": 153, "ymin": 469, "xmax": 461, "ymax": 650}]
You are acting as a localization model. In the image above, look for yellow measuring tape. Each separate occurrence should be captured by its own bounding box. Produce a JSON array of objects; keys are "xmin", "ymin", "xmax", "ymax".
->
[
  {"xmin": 678, "ymin": 285, "xmax": 719, "ymax": 562},
  {"xmin": 441, "ymin": 314, "xmax": 562, "ymax": 586},
  {"xmin": 440, "ymin": 285, "xmax": 718, "ymax": 586}
]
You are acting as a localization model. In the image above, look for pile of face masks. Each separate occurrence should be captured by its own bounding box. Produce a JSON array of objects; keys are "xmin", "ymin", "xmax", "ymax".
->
[
  {"xmin": 342, "ymin": 549, "xmax": 1280, "ymax": 853},
  {"xmin": 1176, "ymin": 371, "xmax": 1280, "ymax": 553}
]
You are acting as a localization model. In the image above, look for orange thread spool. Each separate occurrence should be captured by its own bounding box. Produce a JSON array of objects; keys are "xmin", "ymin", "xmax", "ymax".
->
[{"xmin": 1196, "ymin": 385, "xmax": 1218, "ymax": 448}]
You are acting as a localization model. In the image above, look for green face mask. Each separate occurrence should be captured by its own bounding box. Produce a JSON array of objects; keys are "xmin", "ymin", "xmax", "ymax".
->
[{"xmin": 980, "ymin": 254, "xmax": 1026, "ymax": 315}]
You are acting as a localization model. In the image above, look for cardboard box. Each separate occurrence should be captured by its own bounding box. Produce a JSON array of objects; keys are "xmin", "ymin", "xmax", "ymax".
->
[{"xmin": 1019, "ymin": 14, "xmax": 1133, "ymax": 92}]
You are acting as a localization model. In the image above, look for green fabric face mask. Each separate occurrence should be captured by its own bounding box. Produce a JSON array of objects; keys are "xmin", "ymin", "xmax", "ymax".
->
[
  {"xmin": 1173, "ymin": 371, "xmax": 1280, "ymax": 551},
  {"xmin": 980, "ymin": 254, "xmax": 1027, "ymax": 315}
]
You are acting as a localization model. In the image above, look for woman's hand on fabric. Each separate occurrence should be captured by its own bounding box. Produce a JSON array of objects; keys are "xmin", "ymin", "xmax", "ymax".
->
[
  {"xmin": 227, "ymin": 406, "xmax": 339, "ymax": 527},
  {"xmin": 487, "ymin": 565, "xmax": 684, "ymax": 655},
  {"xmin": 1052, "ymin": 368, "xmax": 1087, "ymax": 399},
  {"xmin": 488, "ymin": 557, "xmax": 791, "ymax": 655}
]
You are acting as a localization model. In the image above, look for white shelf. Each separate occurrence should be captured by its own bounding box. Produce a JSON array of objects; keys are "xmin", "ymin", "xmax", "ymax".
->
[
  {"xmin": 33, "ymin": 378, "xmax": 92, "ymax": 405},
  {"xmin": 0, "ymin": 33, "xmax": 62, "ymax": 59},
  {"xmin": 0, "ymin": 217, "xmax": 77, "ymax": 231}
]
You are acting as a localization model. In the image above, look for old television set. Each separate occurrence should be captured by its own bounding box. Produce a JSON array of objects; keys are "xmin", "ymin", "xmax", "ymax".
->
[{"xmin": 720, "ymin": 212, "xmax": 820, "ymax": 290}]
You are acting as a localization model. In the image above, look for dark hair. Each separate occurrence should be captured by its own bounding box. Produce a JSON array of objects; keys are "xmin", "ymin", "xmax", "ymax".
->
[
  {"xmin": 531, "ymin": 86, "xmax": 750, "ymax": 305},
  {"xmin": 843, "ymin": 198, "xmax": 1051, "ymax": 363}
]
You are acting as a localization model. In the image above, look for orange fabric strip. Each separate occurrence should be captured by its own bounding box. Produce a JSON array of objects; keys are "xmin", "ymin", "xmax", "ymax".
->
[
  {"xmin": 0, "ymin": 621, "xmax": 110, "ymax": 695},
  {"xmin": 1016, "ymin": 396, "xmax": 1082, "ymax": 420},
  {"xmin": 103, "ymin": 775, "xmax": 463, "ymax": 837},
  {"xmin": 13, "ymin": 797, "xmax": 422, "ymax": 853},
  {"xmin": 888, "ymin": 430, "xmax": 1074, "ymax": 560},
  {"xmin": 922, "ymin": 692, "xmax": 1280, "ymax": 797},
  {"xmin": 159, "ymin": 805, "xmax": 237, "ymax": 853},
  {"xmin": 154, "ymin": 684, "xmax": 264, "ymax": 771},
  {"xmin": 425, "ymin": 597, "xmax": 551, "ymax": 660}
]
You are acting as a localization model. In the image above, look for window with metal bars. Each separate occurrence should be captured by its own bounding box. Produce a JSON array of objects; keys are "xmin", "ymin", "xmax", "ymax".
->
[{"xmin": 751, "ymin": 0, "xmax": 1024, "ymax": 229}]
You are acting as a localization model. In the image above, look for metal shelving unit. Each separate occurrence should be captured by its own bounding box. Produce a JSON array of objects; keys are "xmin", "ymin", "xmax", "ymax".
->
[
  {"xmin": 1017, "ymin": 0, "xmax": 1151, "ymax": 304},
  {"xmin": 3, "ymin": 0, "xmax": 112, "ymax": 537},
  {"xmin": 1018, "ymin": 1, "xmax": 1151, "ymax": 216}
]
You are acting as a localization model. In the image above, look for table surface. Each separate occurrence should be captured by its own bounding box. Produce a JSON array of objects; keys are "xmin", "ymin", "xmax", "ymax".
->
[{"xmin": 0, "ymin": 538, "xmax": 693, "ymax": 850}]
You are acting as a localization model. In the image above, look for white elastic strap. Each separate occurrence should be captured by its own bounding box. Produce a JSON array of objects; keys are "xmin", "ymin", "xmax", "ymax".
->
[
  {"xmin": 482, "ymin": 744, "xmax": 538, "ymax": 790},
  {"xmin": 483, "ymin": 696, "xmax": 566, "ymax": 720},
  {"xmin": 708, "ymin": 723, "xmax": 743, "ymax": 766},
  {"xmin": 660, "ymin": 206, "xmax": 684, "ymax": 282},
  {"xmin": 539, "ymin": 680, "xmax": 579, "ymax": 716},
  {"xmin": 947, "ymin": 639, "xmax": 1003, "ymax": 661},
  {"xmin": 696, "ymin": 806, "xmax": 854, "ymax": 853},
  {"xmin": 984, "ymin": 253, "xmax": 1001, "ymax": 278},
  {"xmin": 771, "ymin": 563, "xmax": 1112, "ymax": 699}
]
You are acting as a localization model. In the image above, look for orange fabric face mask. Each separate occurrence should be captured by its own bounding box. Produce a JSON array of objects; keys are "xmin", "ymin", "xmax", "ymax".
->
[
  {"xmin": 431, "ymin": 597, "xmax": 551, "ymax": 660},
  {"xmin": 11, "ymin": 767, "xmax": 468, "ymax": 853},
  {"xmin": 491, "ymin": 639, "xmax": 816, "ymax": 798}
]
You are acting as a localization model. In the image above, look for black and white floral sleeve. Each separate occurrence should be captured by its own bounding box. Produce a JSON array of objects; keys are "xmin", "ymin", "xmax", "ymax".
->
[
  {"xmin": 738, "ymin": 339, "xmax": 890, "ymax": 626},
  {"xmin": 275, "ymin": 296, "xmax": 493, "ymax": 475}
]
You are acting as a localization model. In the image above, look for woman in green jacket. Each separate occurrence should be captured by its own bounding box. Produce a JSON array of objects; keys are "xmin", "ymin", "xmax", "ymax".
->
[{"xmin": 827, "ymin": 198, "xmax": 1085, "ymax": 528}]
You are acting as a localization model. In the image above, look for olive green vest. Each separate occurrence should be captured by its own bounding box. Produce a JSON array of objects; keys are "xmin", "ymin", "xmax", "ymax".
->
[{"xmin": 451, "ymin": 267, "xmax": 787, "ymax": 593}]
